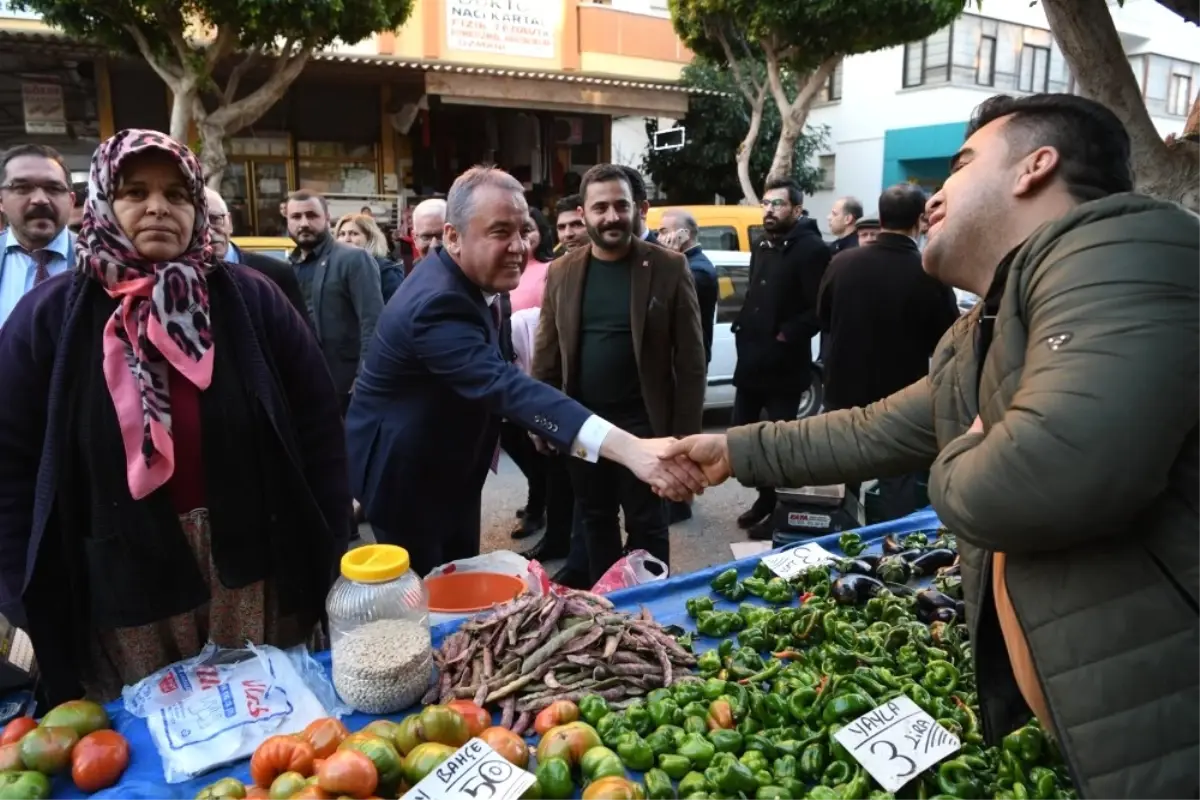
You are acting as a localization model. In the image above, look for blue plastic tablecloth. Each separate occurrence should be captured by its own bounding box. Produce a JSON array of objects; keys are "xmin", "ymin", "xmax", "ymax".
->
[{"xmin": 50, "ymin": 508, "xmax": 942, "ymax": 799}]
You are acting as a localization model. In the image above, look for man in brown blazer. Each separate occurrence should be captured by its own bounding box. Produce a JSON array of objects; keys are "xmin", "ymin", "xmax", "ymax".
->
[{"xmin": 532, "ymin": 163, "xmax": 707, "ymax": 582}]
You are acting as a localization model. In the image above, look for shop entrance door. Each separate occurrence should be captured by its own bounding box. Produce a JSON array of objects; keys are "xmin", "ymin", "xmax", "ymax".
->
[{"xmin": 219, "ymin": 159, "xmax": 293, "ymax": 236}]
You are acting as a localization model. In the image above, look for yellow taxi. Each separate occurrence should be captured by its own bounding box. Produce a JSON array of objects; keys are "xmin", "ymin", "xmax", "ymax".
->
[
  {"xmin": 232, "ymin": 236, "xmax": 293, "ymax": 262},
  {"xmin": 645, "ymin": 205, "xmax": 764, "ymax": 253}
]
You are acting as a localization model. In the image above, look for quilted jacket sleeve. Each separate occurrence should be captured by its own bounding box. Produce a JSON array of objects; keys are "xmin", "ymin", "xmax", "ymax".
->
[
  {"xmin": 930, "ymin": 219, "xmax": 1200, "ymax": 553},
  {"xmin": 727, "ymin": 377, "xmax": 941, "ymax": 488}
]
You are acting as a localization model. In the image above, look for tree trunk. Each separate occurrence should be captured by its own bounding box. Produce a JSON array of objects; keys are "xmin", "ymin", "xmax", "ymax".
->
[
  {"xmin": 168, "ymin": 81, "xmax": 198, "ymax": 144},
  {"xmin": 1043, "ymin": 0, "xmax": 1199, "ymax": 211},
  {"xmin": 766, "ymin": 58, "xmax": 838, "ymax": 185},
  {"xmin": 736, "ymin": 87, "xmax": 767, "ymax": 204}
]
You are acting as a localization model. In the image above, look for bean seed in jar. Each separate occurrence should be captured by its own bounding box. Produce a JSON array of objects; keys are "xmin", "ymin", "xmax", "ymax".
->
[{"xmin": 332, "ymin": 619, "xmax": 432, "ymax": 714}]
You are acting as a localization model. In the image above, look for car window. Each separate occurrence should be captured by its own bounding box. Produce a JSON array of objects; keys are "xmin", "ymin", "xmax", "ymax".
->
[
  {"xmin": 698, "ymin": 226, "xmax": 739, "ymax": 252},
  {"xmin": 748, "ymin": 225, "xmax": 766, "ymax": 249},
  {"xmin": 714, "ymin": 262, "xmax": 750, "ymax": 324},
  {"xmin": 247, "ymin": 248, "xmax": 290, "ymax": 261}
]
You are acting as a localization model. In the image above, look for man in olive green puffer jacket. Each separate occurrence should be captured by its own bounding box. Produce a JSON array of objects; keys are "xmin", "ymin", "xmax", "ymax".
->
[{"xmin": 664, "ymin": 93, "xmax": 1199, "ymax": 798}]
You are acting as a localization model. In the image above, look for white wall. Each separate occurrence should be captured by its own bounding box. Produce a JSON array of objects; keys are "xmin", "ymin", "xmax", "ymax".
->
[
  {"xmin": 610, "ymin": 115, "xmax": 677, "ymax": 187},
  {"xmin": 802, "ymin": 0, "xmax": 1200, "ymax": 231}
]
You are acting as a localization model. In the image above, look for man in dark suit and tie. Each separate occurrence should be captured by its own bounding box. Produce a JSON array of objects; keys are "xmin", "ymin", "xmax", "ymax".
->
[{"xmin": 346, "ymin": 166, "xmax": 706, "ymax": 576}]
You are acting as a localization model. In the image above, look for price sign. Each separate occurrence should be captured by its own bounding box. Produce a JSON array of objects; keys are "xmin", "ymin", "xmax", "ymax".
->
[
  {"xmin": 403, "ymin": 738, "xmax": 535, "ymax": 800},
  {"xmin": 761, "ymin": 542, "xmax": 837, "ymax": 579},
  {"xmin": 833, "ymin": 696, "xmax": 961, "ymax": 792}
]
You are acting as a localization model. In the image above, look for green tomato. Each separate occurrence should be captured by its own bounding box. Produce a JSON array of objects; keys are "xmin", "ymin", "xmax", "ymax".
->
[
  {"xmin": 0, "ymin": 771, "xmax": 51, "ymax": 800},
  {"xmin": 535, "ymin": 757, "xmax": 574, "ymax": 800}
]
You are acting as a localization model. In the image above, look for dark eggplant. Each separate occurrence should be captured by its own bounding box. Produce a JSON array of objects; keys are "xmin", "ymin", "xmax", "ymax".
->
[
  {"xmin": 916, "ymin": 588, "xmax": 958, "ymax": 617},
  {"xmin": 932, "ymin": 573, "xmax": 963, "ymax": 600},
  {"xmin": 835, "ymin": 558, "xmax": 875, "ymax": 577},
  {"xmin": 885, "ymin": 581, "xmax": 916, "ymax": 597},
  {"xmin": 858, "ymin": 553, "xmax": 881, "ymax": 570},
  {"xmin": 831, "ymin": 574, "xmax": 886, "ymax": 605},
  {"xmin": 882, "ymin": 534, "xmax": 905, "ymax": 555},
  {"xmin": 911, "ymin": 549, "xmax": 958, "ymax": 577},
  {"xmin": 875, "ymin": 555, "xmax": 911, "ymax": 584},
  {"xmin": 895, "ymin": 549, "xmax": 924, "ymax": 563},
  {"xmin": 935, "ymin": 562, "xmax": 961, "ymax": 578},
  {"xmin": 924, "ymin": 606, "xmax": 959, "ymax": 624}
]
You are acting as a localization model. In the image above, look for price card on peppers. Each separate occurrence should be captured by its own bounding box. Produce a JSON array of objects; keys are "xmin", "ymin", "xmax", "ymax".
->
[
  {"xmin": 761, "ymin": 542, "xmax": 837, "ymax": 579},
  {"xmin": 403, "ymin": 738, "xmax": 535, "ymax": 800},
  {"xmin": 833, "ymin": 695, "xmax": 961, "ymax": 792}
]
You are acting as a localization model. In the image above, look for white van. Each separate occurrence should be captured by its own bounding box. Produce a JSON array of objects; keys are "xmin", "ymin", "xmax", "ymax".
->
[{"xmin": 703, "ymin": 249, "xmax": 824, "ymax": 418}]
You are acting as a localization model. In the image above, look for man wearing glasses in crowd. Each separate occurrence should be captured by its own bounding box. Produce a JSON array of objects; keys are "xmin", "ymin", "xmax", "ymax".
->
[{"xmin": 0, "ymin": 144, "xmax": 75, "ymax": 328}]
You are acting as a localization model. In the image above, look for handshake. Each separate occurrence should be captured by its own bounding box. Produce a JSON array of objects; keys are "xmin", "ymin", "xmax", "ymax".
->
[{"xmin": 610, "ymin": 433, "xmax": 733, "ymax": 502}]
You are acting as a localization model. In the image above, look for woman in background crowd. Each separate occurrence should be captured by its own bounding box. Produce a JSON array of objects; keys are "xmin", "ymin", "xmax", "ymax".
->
[
  {"xmin": 335, "ymin": 212, "xmax": 404, "ymax": 302},
  {"xmin": 0, "ymin": 129, "xmax": 350, "ymax": 705},
  {"xmin": 508, "ymin": 207, "xmax": 555, "ymax": 313}
]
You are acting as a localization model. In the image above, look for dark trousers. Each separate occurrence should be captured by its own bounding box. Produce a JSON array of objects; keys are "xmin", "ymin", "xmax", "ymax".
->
[
  {"xmin": 373, "ymin": 506, "xmax": 481, "ymax": 577},
  {"xmin": 567, "ymin": 457, "xmax": 668, "ymax": 584},
  {"xmin": 541, "ymin": 455, "xmax": 576, "ymax": 553},
  {"xmin": 732, "ymin": 387, "xmax": 802, "ymax": 508},
  {"xmin": 499, "ymin": 421, "xmax": 547, "ymax": 518}
]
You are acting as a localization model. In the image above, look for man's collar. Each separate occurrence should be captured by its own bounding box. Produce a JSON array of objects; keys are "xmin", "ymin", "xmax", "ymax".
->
[
  {"xmin": 291, "ymin": 235, "xmax": 332, "ymax": 263},
  {"xmin": 639, "ymin": 229, "xmax": 650, "ymax": 241},
  {"xmin": 684, "ymin": 244, "xmax": 702, "ymax": 256},
  {"xmin": 224, "ymin": 241, "xmax": 242, "ymax": 263},
  {"xmin": 3, "ymin": 225, "xmax": 70, "ymax": 256}
]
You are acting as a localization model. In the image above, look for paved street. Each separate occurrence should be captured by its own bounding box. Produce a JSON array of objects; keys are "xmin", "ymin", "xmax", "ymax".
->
[{"xmin": 478, "ymin": 419, "xmax": 761, "ymax": 579}]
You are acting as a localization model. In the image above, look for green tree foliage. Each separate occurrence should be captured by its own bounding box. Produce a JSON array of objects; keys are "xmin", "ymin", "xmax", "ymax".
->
[
  {"xmin": 668, "ymin": 0, "xmax": 966, "ymax": 183},
  {"xmin": 643, "ymin": 60, "xmax": 827, "ymax": 204},
  {"xmin": 17, "ymin": 0, "xmax": 414, "ymax": 183}
]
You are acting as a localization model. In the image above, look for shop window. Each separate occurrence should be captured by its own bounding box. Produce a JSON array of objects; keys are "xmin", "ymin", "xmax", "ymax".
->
[
  {"xmin": 817, "ymin": 155, "xmax": 836, "ymax": 191},
  {"xmin": 902, "ymin": 27, "xmax": 950, "ymax": 88},
  {"xmin": 297, "ymin": 141, "xmax": 378, "ymax": 195},
  {"xmin": 976, "ymin": 35, "xmax": 996, "ymax": 86},
  {"xmin": 820, "ymin": 62, "xmax": 843, "ymax": 103}
]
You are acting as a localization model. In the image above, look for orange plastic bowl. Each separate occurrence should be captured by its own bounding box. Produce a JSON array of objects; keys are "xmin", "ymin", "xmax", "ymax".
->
[{"xmin": 425, "ymin": 572, "xmax": 526, "ymax": 613}]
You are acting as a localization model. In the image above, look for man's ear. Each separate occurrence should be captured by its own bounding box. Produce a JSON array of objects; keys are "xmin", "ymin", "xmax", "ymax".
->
[
  {"xmin": 1014, "ymin": 146, "xmax": 1060, "ymax": 197},
  {"xmin": 443, "ymin": 222, "xmax": 459, "ymax": 255}
]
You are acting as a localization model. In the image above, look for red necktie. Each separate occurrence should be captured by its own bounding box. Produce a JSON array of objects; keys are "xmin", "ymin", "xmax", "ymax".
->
[
  {"xmin": 490, "ymin": 300, "xmax": 501, "ymax": 473},
  {"xmin": 31, "ymin": 250, "xmax": 52, "ymax": 286}
]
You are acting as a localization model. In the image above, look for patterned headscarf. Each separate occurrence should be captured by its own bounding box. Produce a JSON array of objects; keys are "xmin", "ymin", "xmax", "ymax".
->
[{"xmin": 77, "ymin": 128, "xmax": 215, "ymax": 500}]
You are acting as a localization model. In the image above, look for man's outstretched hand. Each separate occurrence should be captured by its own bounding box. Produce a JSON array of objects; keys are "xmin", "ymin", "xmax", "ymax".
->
[
  {"xmin": 599, "ymin": 430, "xmax": 709, "ymax": 501},
  {"xmin": 660, "ymin": 434, "xmax": 733, "ymax": 487}
]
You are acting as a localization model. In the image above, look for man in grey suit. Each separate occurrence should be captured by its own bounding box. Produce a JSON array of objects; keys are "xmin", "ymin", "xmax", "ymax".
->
[{"xmin": 285, "ymin": 189, "xmax": 384, "ymax": 413}]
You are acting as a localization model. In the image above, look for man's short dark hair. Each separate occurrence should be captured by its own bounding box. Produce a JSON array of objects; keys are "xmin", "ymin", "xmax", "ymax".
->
[
  {"xmin": 286, "ymin": 189, "xmax": 328, "ymax": 215},
  {"xmin": 555, "ymin": 193, "xmax": 582, "ymax": 216},
  {"xmin": 619, "ymin": 166, "xmax": 648, "ymax": 204},
  {"xmin": 763, "ymin": 177, "xmax": 803, "ymax": 207},
  {"xmin": 966, "ymin": 93, "xmax": 1133, "ymax": 203},
  {"xmin": 839, "ymin": 196, "xmax": 863, "ymax": 222},
  {"xmin": 878, "ymin": 184, "xmax": 927, "ymax": 231},
  {"xmin": 579, "ymin": 164, "xmax": 632, "ymax": 203},
  {"xmin": 1, "ymin": 143, "xmax": 70, "ymax": 185}
]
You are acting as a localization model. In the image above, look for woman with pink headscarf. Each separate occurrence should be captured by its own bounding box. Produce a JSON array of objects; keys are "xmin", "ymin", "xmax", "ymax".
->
[{"xmin": 0, "ymin": 129, "xmax": 349, "ymax": 705}]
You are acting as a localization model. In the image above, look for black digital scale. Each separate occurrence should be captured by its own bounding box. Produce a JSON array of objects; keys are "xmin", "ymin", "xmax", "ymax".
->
[{"xmin": 770, "ymin": 484, "xmax": 864, "ymax": 548}]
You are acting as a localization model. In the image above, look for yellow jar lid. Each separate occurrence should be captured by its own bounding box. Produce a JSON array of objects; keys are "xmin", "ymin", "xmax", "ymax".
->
[{"xmin": 341, "ymin": 544, "xmax": 410, "ymax": 583}]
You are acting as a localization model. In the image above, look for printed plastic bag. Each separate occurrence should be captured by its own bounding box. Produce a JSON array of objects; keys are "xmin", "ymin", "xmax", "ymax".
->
[
  {"xmin": 427, "ymin": 550, "xmax": 550, "ymax": 597},
  {"xmin": 589, "ymin": 550, "xmax": 669, "ymax": 595},
  {"xmin": 122, "ymin": 642, "xmax": 348, "ymax": 783}
]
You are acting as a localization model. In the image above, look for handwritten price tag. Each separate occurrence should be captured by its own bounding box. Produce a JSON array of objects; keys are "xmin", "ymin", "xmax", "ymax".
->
[
  {"xmin": 761, "ymin": 542, "xmax": 837, "ymax": 579},
  {"xmin": 833, "ymin": 695, "xmax": 961, "ymax": 792},
  {"xmin": 403, "ymin": 738, "xmax": 535, "ymax": 800}
]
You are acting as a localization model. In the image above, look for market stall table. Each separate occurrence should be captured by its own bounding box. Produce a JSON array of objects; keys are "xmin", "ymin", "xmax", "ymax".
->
[{"xmin": 33, "ymin": 510, "xmax": 942, "ymax": 799}]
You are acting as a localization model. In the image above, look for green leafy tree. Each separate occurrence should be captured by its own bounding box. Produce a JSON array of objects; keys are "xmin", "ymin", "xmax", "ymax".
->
[
  {"xmin": 16, "ymin": 0, "xmax": 414, "ymax": 185},
  {"xmin": 669, "ymin": 0, "xmax": 965, "ymax": 186},
  {"xmin": 1041, "ymin": 0, "xmax": 1198, "ymax": 209},
  {"xmin": 643, "ymin": 59, "xmax": 827, "ymax": 204}
]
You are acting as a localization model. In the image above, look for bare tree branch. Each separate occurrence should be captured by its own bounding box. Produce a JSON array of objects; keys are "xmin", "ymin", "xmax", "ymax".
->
[
  {"xmin": 207, "ymin": 40, "xmax": 313, "ymax": 133},
  {"xmin": 707, "ymin": 21, "xmax": 762, "ymax": 104},
  {"xmin": 204, "ymin": 24, "xmax": 239, "ymax": 74},
  {"xmin": 766, "ymin": 55, "xmax": 839, "ymax": 183},
  {"xmin": 762, "ymin": 40, "xmax": 787, "ymax": 114},
  {"xmin": 223, "ymin": 48, "xmax": 260, "ymax": 105},
  {"xmin": 156, "ymin": 3, "xmax": 194, "ymax": 72},
  {"xmin": 122, "ymin": 22, "xmax": 183, "ymax": 86}
]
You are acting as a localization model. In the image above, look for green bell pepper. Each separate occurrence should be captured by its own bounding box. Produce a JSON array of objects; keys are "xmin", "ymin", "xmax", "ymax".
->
[
  {"xmin": 657, "ymin": 724, "xmax": 686, "ymax": 749},
  {"xmin": 697, "ymin": 650, "xmax": 722, "ymax": 674},
  {"xmin": 616, "ymin": 732, "xmax": 656, "ymax": 771},
  {"xmin": 838, "ymin": 532, "xmax": 866, "ymax": 557},
  {"xmin": 807, "ymin": 786, "xmax": 841, "ymax": 800},
  {"xmin": 673, "ymin": 682, "xmax": 705, "ymax": 706},
  {"xmin": 754, "ymin": 787, "xmax": 788, "ymax": 800},
  {"xmin": 707, "ymin": 728, "xmax": 743, "ymax": 753},
  {"xmin": 646, "ymin": 727, "xmax": 677, "ymax": 758},
  {"xmin": 742, "ymin": 732, "xmax": 778, "ymax": 762},
  {"xmin": 724, "ymin": 581, "xmax": 749, "ymax": 602},
  {"xmin": 779, "ymin": 778, "xmax": 807, "ymax": 799},
  {"xmin": 535, "ymin": 757, "xmax": 574, "ymax": 800},
  {"xmin": 649, "ymin": 697, "xmax": 682, "ymax": 728},
  {"xmin": 738, "ymin": 749, "xmax": 770, "ymax": 775},
  {"xmin": 0, "ymin": 772, "xmax": 51, "ymax": 800},
  {"xmin": 737, "ymin": 717, "xmax": 763, "ymax": 737},
  {"xmin": 678, "ymin": 772, "xmax": 713, "ymax": 797},
  {"xmin": 822, "ymin": 758, "xmax": 853, "ymax": 788},
  {"xmin": 704, "ymin": 752, "xmax": 759, "ymax": 795},
  {"xmin": 711, "ymin": 568, "xmax": 738, "ymax": 592},
  {"xmin": 771, "ymin": 754, "xmax": 797, "ymax": 782},
  {"xmin": 683, "ymin": 715, "xmax": 709, "ymax": 736},
  {"xmin": 922, "ymin": 660, "xmax": 960, "ymax": 696},
  {"xmin": 580, "ymin": 746, "xmax": 626, "ymax": 783},
  {"xmin": 842, "ymin": 765, "xmax": 871, "ymax": 800},
  {"xmin": 647, "ymin": 688, "xmax": 673, "ymax": 705},
  {"xmin": 701, "ymin": 677, "xmax": 728, "ymax": 701},
  {"xmin": 678, "ymin": 732, "xmax": 718, "ymax": 769},
  {"xmin": 696, "ymin": 611, "xmax": 734, "ymax": 638},
  {"xmin": 1029, "ymin": 766, "xmax": 1059, "ymax": 800},
  {"xmin": 936, "ymin": 757, "xmax": 983, "ymax": 798},
  {"xmin": 659, "ymin": 753, "xmax": 693, "ymax": 780},
  {"xmin": 1003, "ymin": 724, "xmax": 1045, "ymax": 764},
  {"xmin": 683, "ymin": 701, "xmax": 709, "ymax": 720},
  {"xmin": 579, "ymin": 695, "xmax": 611, "ymax": 727},
  {"xmin": 762, "ymin": 578, "xmax": 794, "ymax": 605},
  {"xmin": 822, "ymin": 691, "xmax": 875, "ymax": 725},
  {"xmin": 742, "ymin": 577, "xmax": 769, "ymax": 597},
  {"xmin": 687, "ymin": 596, "xmax": 716, "ymax": 618},
  {"xmin": 799, "ymin": 741, "xmax": 827, "ymax": 779},
  {"xmin": 773, "ymin": 739, "xmax": 802, "ymax": 758},
  {"xmin": 625, "ymin": 700, "xmax": 654, "ymax": 736},
  {"xmin": 644, "ymin": 768, "xmax": 676, "ymax": 800}
]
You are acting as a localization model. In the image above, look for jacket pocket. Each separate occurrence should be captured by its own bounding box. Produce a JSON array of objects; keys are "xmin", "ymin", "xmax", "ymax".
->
[{"xmin": 82, "ymin": 533, "xmax": 208, "ymax": 629}]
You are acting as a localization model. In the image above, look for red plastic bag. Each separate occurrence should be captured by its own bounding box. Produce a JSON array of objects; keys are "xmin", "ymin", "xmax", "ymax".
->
[{"xmin": 588, "ymin": 550, "xmax": 670, "ymax": 595}]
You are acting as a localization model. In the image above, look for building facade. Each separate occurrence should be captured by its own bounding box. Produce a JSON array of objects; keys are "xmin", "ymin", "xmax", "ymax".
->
[
  {"xmin": 802, "ymin": 0, "xmax": 1200, "ymax": 228},
  {"xmin": 0, "ymin": 0, "xmax": 696, "ymax": 234}
]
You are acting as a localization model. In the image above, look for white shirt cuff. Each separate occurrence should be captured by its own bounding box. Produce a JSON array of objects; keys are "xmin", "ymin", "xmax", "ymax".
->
[{"xmin": 570, "ymin": 415, "xmax": 614, "ymax": 463}]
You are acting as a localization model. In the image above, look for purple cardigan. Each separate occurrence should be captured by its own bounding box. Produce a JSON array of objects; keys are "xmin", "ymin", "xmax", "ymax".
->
[{"xmin": 0, "ymin": 265, "xmax": 350, "ymax": 629}]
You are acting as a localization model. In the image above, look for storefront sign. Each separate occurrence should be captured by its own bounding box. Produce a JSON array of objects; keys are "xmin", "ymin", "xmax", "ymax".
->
[
  {"xmin": 21, "ymin": 83, "xmax": 67, "ymax": 136},
  {"xmin": 446, "ymin": 0, "xmax": 556, "ymax": 60}
]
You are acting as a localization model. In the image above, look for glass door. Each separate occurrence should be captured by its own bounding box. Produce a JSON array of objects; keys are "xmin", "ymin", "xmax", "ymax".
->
[
  {"xmin": 220, "ymin": 162, "xmax": 252, "ymax": 236},
  {"xmin": 251, "ymin": 161, "xmax": 290, "ymax": 237}
]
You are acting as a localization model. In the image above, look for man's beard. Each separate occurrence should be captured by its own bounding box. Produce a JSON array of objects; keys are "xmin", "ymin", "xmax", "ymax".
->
[{"xmin": 586, "ymin": 221, "xmax": 631, "ymax": 252}]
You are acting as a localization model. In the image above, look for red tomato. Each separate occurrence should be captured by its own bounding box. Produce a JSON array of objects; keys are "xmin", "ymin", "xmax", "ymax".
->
[
  {"xmin": 0, "ymin": 717, "xmax": 36, "ymax": 746},
  {"xmin": 71, "ymin": 729, "xmax": 131, "ymax": 793},
  {"xmin": 446, "ymin": 700, "xmax": 490, "ymax": 738},
  {"xmin": 250, "ymin": 735, "xmax": 316, "ymax": 788},
  {"xmin": 317, "ymin": 749, "xmax": 378, "ymax": 799},
  {"xmin": 302, "ymin": 718, "xmax": 350, "ymax": 759}
]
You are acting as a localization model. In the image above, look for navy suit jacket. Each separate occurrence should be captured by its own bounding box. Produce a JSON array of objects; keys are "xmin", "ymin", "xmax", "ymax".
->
[{"xmin": 346, "ymin": 247, "xmax": 592, "ymax": 542}]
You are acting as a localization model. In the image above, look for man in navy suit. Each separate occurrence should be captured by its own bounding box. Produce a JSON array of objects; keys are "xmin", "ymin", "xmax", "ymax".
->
[{"xmin": 346, "ymin": 166, "xmax": 706, "ymax": 575}]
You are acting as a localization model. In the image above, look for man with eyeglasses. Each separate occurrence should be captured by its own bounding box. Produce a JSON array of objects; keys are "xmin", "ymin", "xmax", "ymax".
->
[
  {"xmin": 0, "ymin": 144, "xmax": 75, "ymax": 327},
  {"xmin": 410, "ymin": 198, "xmax": 446, "ymax": 267},
  {"xmin": 730, "ymin": 177, "xmax": 831, "ymax": 540}
]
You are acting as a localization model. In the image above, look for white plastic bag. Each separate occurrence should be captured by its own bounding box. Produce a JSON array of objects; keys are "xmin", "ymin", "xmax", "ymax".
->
[{"xmin": 122, "ymin": 643, "xmax": 348, "ymax": 783}]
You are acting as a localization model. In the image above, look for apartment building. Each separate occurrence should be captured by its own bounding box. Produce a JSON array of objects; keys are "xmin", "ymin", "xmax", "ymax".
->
[{"xmin": 804, "ymin": 0, "xmax": 1200, "ymax": 226}]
